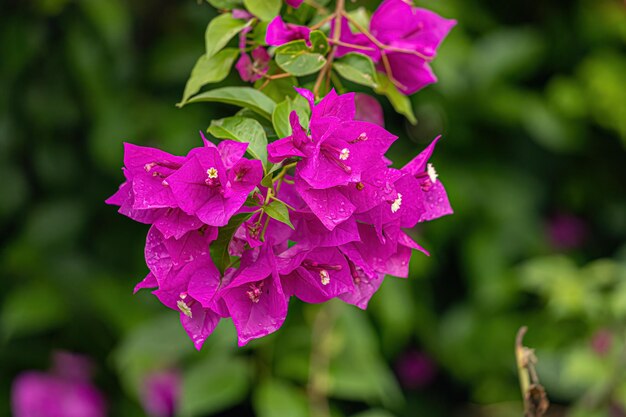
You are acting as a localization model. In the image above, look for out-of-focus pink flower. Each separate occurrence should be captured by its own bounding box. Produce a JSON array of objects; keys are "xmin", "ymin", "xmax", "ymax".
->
[
  {"xmin": 547, "ymin": 213, "xmax": 587, "ymax": 250},
  {"xmin": 232, "ymin": 9, "xmax": 254, "ymax": 20},
  {"xmin": 285, "ymin": 0, "xmax": 304, "ymax": 8},
  {"xmin": 354, "ymin": 93, "xmax": 385, "ymax": 127},
  {"xmin": 591, "ymin": 329, "xmax": 613, "ymax": 357},
  {"xmin": 140, "ymin": 370, "xmax": 181, "ymax": 417},
  {"xmin": 12, "ymin": 352, "xmax": 106, "ymax": 417},
  {"xmin": 395, "ymin": 350, "xmax": 437, "ymax": 389},
  {"xmin": 236, "ymin": 47, "xmax": 271, "ymax": 82}
]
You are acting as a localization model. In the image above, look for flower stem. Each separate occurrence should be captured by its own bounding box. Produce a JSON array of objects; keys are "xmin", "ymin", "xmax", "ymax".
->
[{"xmin": 310, "ymin": 13, "xmax": 336, "ymax": 31}]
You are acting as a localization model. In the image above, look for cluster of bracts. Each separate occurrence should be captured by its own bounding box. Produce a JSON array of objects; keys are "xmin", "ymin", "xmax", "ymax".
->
[{"xmin": 107, "ymin": 88, "xmax": 452, "ymax": 348}]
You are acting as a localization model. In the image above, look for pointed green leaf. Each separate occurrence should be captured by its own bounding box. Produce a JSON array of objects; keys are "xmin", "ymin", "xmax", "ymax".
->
[
  {"xmin": 205, "ymin": 13, "xmax": 250, "ymax": 59},
  {"xmin": 179, "ymin": 48, "xmax": 239, "ymax": 106},
  {"xmin": 208, "ymin": 116, "xmax": 268, "ymax": 167},
  {"xmin": 183, "ymin": 87, "xmax": 276, "ymax": 119},
  {"xmin": 334, "ymin": 52, "xmax": 379, "ymax": 88},
  {"xmin": 211, "ymin": 213, "xmax": 253, "ymax": 274},
  {"xmin": 264, "ymin": 201, "xmax": 294, "ymax": 229},
  {"xmin": 375, "ymin": 72, "xmax": 417, "ymax": 125},
  {"xmin": 243, "ymin": 0, "xmax": 281, "ymax": 21},
  {"xmin": 275, "ymin": 40, "xmax": 327, "ymax": 76}
]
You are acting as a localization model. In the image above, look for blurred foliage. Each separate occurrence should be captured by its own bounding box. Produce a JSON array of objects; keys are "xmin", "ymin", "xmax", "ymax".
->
[{"xmin": 1, "ymin": 0, "xmax": 625, "ymax": 416}]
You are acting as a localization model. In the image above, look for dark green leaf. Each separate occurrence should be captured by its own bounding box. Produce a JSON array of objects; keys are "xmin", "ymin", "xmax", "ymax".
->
[
  {"xmin": 212, "ymin": 213, "xmax": 253, "ymax": 273},
  {"xmin": 375, "ymin": 73, "xmax": 417, "ymax": 125},
  {"xmin": 180, "ymin": 355, "xmax": 250, "ymax": 417},
  {"xmin": 208, "ymin": 116, "xmax": 268, "ymax": 167},
  {"xmin": 253, "ymin": 379, "xmax": 309, "ymax": 417},
  {"xmin": 204, "ymin": 13, "xmax": 250, "ymax": 59},
  {"xmin": 243, "ymin": 0, "xmax": 281, "ymax": 21},
  {"xmin": 264, "ymin": 200, "xmax": 294, "ymax": 229},
  {"xmin": 334, "ymin": 53, "xmax": 379, "ymax": 88},
  {"xmin": 1, "ymin": 282, "xmax": 68, "ymax": 340},
  {"xmin": 179, "ymin": 48, "xmax": 239, "ymax": 105},
  {"xmin": 183, "ymin": 87, "xmax": 276, "ymax": 119},
  {"xmin": 275, "ymin": 40, "xmax": 327, "ymax": 77}
]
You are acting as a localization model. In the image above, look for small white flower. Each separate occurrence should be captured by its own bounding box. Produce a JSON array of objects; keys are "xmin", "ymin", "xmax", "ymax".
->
[
  {"xmin": 177, "ymin": 300, "xmax": 193, "ymax": 318},
  {"xmin": 391, "ymin": 193, "xmax": 403, "ymax": 213},
  {"xmin": 427, "ymin": 163, "xmax": 438, "ymax": 184},
  {"xmin": 320, "ymin": 270, "xmax": 330, "ymax": 285},
  {"xmin": 206, "ymin": 167, "xmax": 219, "ymax": 179}
]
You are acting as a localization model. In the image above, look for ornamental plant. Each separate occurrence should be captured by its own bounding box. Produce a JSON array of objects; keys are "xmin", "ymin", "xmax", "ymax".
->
[{"xmin": 107, "ymin": 0, "xmax": 455, "ymax": 348}]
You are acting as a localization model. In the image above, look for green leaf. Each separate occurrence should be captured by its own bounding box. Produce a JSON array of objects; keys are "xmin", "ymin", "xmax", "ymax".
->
[
  {"xmin": 261, "ymin": 173, "xmax": 274, "ymax": 188},
  {"xmin": 113, "ymin": 314, "xmax": 194, "ymax": 397},
  {"xmin": 1, "ymin": 282, "xmax": 68, "ymax": 340},
  {"xmin": 183, "ymin": 87, "xmax": 276, "ymax": 119},
  {"xmin": 236, "ymin": 108, "xmax": 279, "ymax": 141},
  {"xmin": 329, "ymin": 304, "xmax": 403, "ymax": 408},
  {"xmin": 253, "ymin": 379, "xmax": 309, "ymax": 417},
  {"xmin": 206, "ymin": 0, "xmax": 242, "ymax": 9},
  {"xmin": 254, "ymin": 75, "xmax": 299, "ymax": 103},
  {"xmin": 272, "ymin": 99, "xmax": 292, "ymax": 139},
  {"xmin": 310, "ymin": 30, "xmax": 330, "ymax": 55},
  {"xmin": 275, "ymin": 40, "xmax": 327, "ymax": 77},
  {"xmin": 271, "ymin": 95, "xmax": 311, "ymax": 139},
  {"xmin": 243, "ymin": 0, "xmax": 281, "ymax": 21},
  {"xmin": 211, "ymin": 213, "xmax": 253, "ymax": 273},
  {"xmin": 375, "ymin": 72, "xmax": 417, "ymax": 125},
  {"xmin": 180, "ymin": 355, "xmax": 250, "ymax": 417},
  {"xmin": 204, "ymin": 13, "xmax": 249, "ymax": 59},
  {"xmin": 260, "ymin": 163, "xmax": 281, "ymax": 188},
  {"xmin": 264, "ymin": 200, "xmax": 294, "ymax": 229},
  {"xmin": 334, "ymin": 53, "xmax": 379, "ymax": 88},
  {"xmin": 179, "ymin": 48, "xmax": 239, "ymax": 105},
  {"xmin": 208, "ymin": 116, "xmax": 269, "ymax": 167}
]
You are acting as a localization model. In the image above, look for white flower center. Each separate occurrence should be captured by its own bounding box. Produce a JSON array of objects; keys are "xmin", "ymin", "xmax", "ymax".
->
[
  {"xmin": 320, "ymin": 270, "xmax": 330, "ymax": 285},
  {"xmin": 427, "ymin": 163, "xmax": 438, "ymax": 184},
  {"xmin": 391, "ymin": 193, "xmax": 403, "ymax": 213},
  {"xmin": 339, "ymin": 148, "xmax": 350, "ymax": 160},
  {"xmin": 177, "ymin": 300, "xmax": 193, "ymax": 318},
  {"xmin": 207, "ymin": 167, "xmax": 219, "ymax": 179}
]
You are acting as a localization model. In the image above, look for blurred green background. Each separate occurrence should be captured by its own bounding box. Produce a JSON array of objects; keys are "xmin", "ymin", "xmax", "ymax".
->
[{"xmin": 1, "ymin": 0, "xmax": 626, "ymax": 416}]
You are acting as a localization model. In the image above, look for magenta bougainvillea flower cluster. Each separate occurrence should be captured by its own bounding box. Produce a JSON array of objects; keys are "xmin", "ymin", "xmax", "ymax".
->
[
  {"xmin": 108, "ymin": 0, "xmax": 456, "ymax": 348},
  {"xmin": 107, "ymin": 88, "xmax": 452, "ymax": 348}
]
